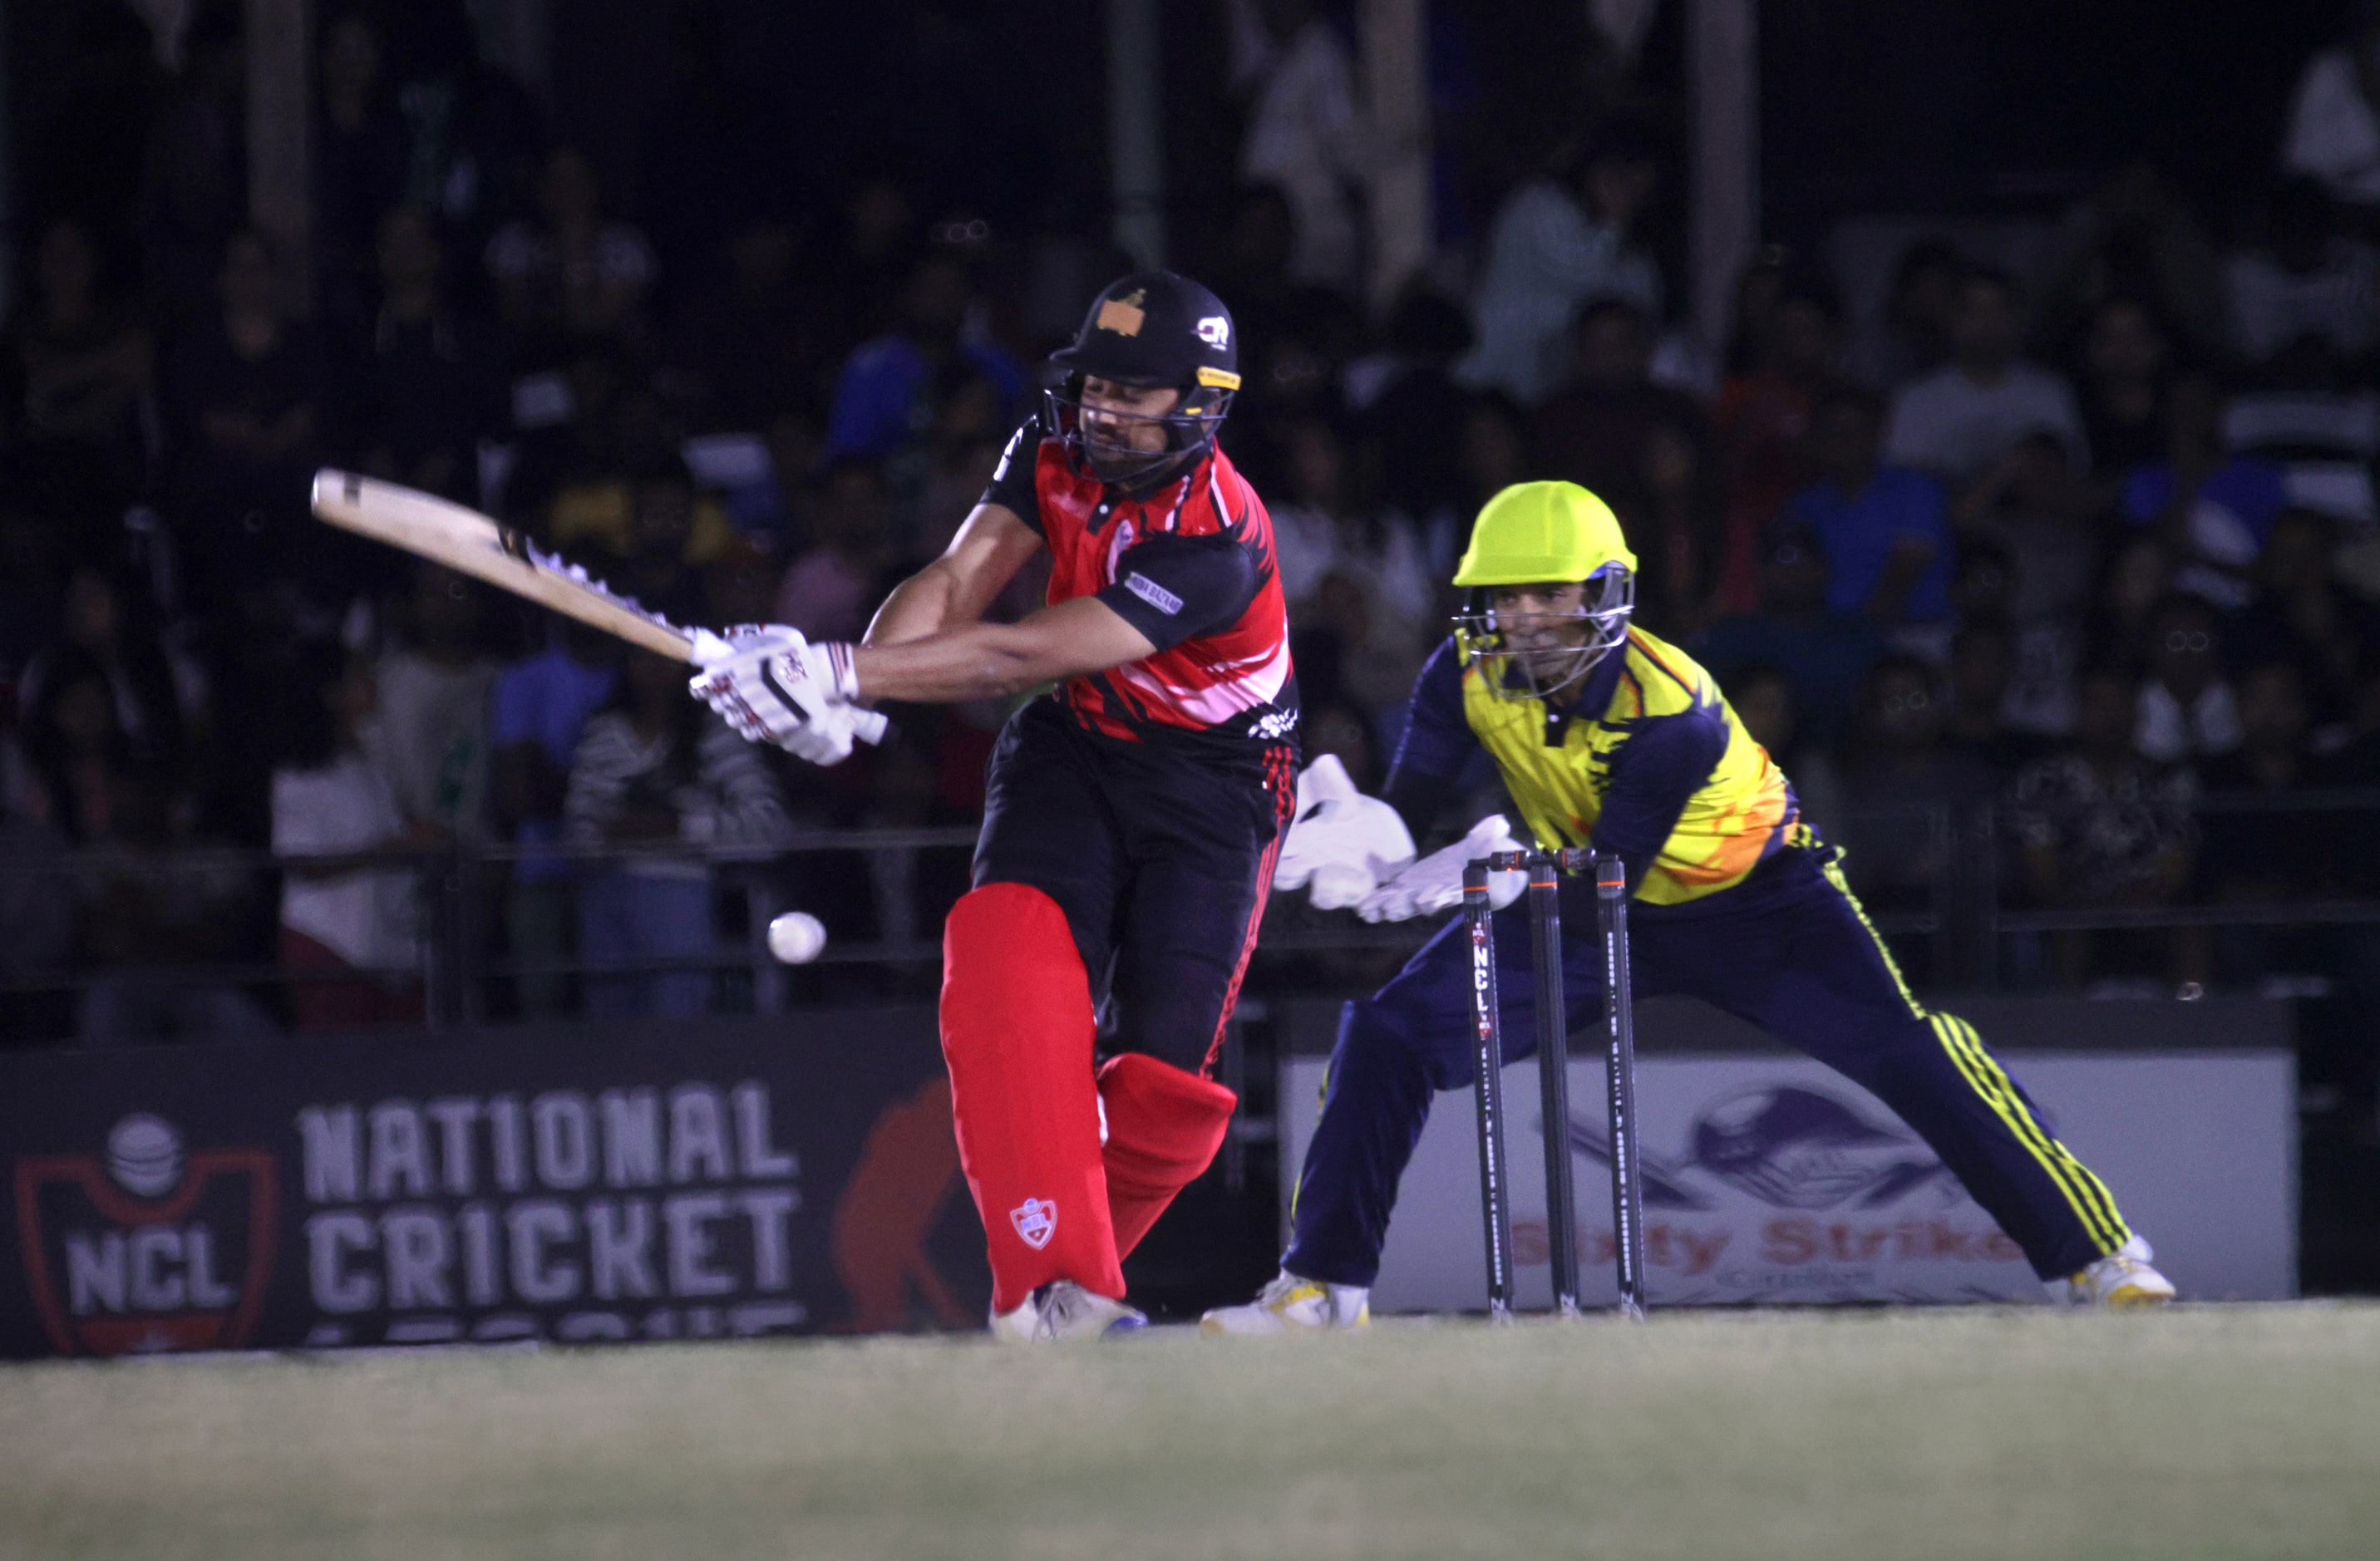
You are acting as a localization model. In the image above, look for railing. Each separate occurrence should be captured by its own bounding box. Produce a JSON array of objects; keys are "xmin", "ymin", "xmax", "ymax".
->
[{"xmin": 4, "ymin": 792, "xmax": 2377, "ymax": 1044}]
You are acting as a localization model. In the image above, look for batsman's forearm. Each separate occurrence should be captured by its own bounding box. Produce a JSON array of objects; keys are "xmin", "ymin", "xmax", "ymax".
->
[
  {"xmin": 862, "ymin": 564, "xmax": 962, "ymax": 648},
  {"xmin": 850, "ymin": 623, "xmax": 1051, "ymax": 702}
]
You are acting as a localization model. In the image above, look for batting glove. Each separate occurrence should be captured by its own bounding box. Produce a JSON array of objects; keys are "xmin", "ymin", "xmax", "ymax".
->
[
  {"xmin": 1357, "ymin": 814, "xmax": 1530, "ymax": 923},
  {"xmin": 1273, "ymin": 755, "xmax": 1417, "ymax": 911},
  {"xmin": 688, "ymin": 623, "xmax": 879, "ymax": 766}
]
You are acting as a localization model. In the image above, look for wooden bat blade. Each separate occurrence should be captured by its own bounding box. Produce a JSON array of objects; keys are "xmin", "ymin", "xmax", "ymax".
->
[
  {"xmin": 308, "ymin": 468, "xmax": 889, "ymax": 746},
  {"xmin": 309, "ymin": 467, "xmax": 697, "ymax": 662}
]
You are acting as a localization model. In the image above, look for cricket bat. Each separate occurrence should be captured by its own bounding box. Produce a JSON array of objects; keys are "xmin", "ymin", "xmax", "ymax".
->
[{"xmin": 309, "ymin": 468, "xmax": 887, "ymax": 743}]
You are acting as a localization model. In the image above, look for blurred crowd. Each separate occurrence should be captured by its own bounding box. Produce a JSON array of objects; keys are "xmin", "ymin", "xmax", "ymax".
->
[{"xmin": 3, "ymin": 0, "xmax": 2380, "ymax": 1046}]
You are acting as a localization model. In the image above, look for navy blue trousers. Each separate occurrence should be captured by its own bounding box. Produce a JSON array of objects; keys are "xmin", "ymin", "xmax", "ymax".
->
[{"xmin": 1284, "ymin": 847, "xmax": 2134, "ymax": 1286}]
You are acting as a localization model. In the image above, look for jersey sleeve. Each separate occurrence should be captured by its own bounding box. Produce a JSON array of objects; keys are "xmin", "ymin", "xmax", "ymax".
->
[
  {"xmin": 1380, "ymin": 638, "xmax": 1477, "ymax": 839},
  {"xmin": 1093, "ymin": 531, "xmax": 1261, "ymax": 651},
  {"xmin": 1591, "ymin": 702, "xmax": 1731, "ymax": 880},
  {"xmin": 979, "ymin": 416, "xmax": 1048, "ymax": 535}
]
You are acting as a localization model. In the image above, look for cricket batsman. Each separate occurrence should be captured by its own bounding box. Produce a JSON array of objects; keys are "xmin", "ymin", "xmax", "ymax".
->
[
  {"xmin": 1205, "ymin": 480, "xmax": 2172, "ymax": 1332},
  {"xmin": 693, "ymin": 273, "xmax": 1297, "ymax": 1340}
]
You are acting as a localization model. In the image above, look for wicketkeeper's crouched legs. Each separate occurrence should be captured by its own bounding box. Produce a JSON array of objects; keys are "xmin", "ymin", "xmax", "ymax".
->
[
  {"xmin": 1284, "ymin": 904, "xmax": 1571, "ymax": 1288},
  {"xmin": 1667, "ymin": 854, "xmax": 2136, "ymax": 1281},
  {"xmin": 940, "ymin": 883, "xmax": 1122, "ymax": 1312}
]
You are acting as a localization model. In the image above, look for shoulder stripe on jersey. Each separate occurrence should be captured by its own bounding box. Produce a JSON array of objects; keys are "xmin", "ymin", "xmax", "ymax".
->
[{"xmin": 1627, "ymin": 630, "xmax": 1699, "ymax": 697}]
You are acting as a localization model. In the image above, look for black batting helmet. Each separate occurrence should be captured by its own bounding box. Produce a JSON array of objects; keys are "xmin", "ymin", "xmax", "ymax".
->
[{"xmin": 1045, "ymin": 270, "xmax": 1241, "ymax": 487}]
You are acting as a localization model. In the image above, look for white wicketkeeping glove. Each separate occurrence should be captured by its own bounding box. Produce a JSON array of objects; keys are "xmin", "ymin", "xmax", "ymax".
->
[
  {"xmin": 1356, "ymin": 813, "xmax": 1530, "ymax": 923},
  {"xmin": 1272, "ymin": 755, "xmax": 1417, "ymax": 911},
  {"xmin": 687, "ymin": 624, "xmax": 887, "ymax": 766}
]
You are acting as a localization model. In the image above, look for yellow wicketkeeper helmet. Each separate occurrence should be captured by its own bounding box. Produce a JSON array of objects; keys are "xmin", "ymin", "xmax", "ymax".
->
[{"xmin": 1452, "ymin": 481, "xmax": 1636, "ymax": 702}]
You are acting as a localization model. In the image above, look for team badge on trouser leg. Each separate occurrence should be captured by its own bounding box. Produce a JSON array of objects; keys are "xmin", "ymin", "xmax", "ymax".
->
[{"xmin": 940, "ymin": 884, "xmax": 1126, "ymax": 1325}]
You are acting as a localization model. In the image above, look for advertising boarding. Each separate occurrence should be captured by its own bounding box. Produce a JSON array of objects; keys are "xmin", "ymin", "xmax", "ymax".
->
[
  {"xmin": 0, "ymin": 1012, "xmax": 990, "ymax": 1357},
  {"xmin": 1283, "ymin": 1037, "xmax": 2295, "ymax": 1308}
]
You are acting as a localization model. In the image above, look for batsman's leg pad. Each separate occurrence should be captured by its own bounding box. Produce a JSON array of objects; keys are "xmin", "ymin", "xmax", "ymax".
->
[
  {"xmin": 941, "ymin": 883, "xmax": 1123, "ymax": 1312},
  {"xmin": 1097, "ymin": 1053, "xmax": 1239, "ymax": 1259}
]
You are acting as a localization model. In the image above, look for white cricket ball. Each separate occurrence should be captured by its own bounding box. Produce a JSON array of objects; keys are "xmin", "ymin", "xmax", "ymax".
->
[{"xmin": 767, "ymin": 911, "xmax": 828, "ymax": 964}]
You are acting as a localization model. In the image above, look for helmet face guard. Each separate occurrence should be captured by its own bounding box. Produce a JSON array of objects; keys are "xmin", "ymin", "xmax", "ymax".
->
[
  {"xmin": 1453, "ymin": 565, "xmax": 1635, "ymax": 703},
  {"xmin": 1043, "ymin": 376, "xmax": 1234, "ymax": 490}
]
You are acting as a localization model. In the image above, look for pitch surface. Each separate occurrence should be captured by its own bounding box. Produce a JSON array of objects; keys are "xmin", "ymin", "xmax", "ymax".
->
[{"xmin": 3, "ymin": 1305, "xmax": 2376, "ymax": 1559}]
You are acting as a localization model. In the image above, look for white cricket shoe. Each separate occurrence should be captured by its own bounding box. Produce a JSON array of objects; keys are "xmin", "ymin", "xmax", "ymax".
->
[
  {"xmin": 2067, "ymin": 1236, "xmax": 2177, "ymax": 1308},
  {"xmin": 1200, "ymin": 1269, "xmax": 1371, "ymax": 1335},
  {"xmin": 989, "ymin": 1281, "xmax": 1147, "ymax": 1342}
]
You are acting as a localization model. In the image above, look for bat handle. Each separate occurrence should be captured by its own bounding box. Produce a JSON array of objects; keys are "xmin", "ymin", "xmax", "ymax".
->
[{"xmin": 851, "ymin": 708, "xmax": 892, "ymax": 746}]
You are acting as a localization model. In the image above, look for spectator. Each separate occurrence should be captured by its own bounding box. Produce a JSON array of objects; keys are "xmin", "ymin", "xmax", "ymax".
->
[
  {"xmin": 161, "ymin": 230, "xmax": 330, "ymax": 608},
  {"xmin": 0, "ymin": 798, "xmax": 75, "ymax": 1045},
  {"xmin": 1351, "ymin": 286, "xmax": 1477, "ymax": 554},
  {"xmin": 2033, "ymin": 163, "xmax": 2228, "ymax": 365},
  {"xmin": 1954, "ymin": 430, "xmax": 2102, "ymax": 656},
  {"xmin": 2085, "ymin": 531, "xmax": 2175, "ymax": 672},
  {"xmin": 776, "ymin": 458, "xmax": 893, "ymax": 643},
  {"xmin": 344, "ymin": 204, "xmax": 503, "ymax": 505},
  {"xmin": 673, "ymin": 222, "xmax": 830, "ymax": 430},
  {"xmin": 2119, "ymin": 374, "xmax": 2288, "ymax": 610},
  {"xmin": 1211, "ymin": 184, "xmax": 1366, "ymax": 474},
  {"xmin": 14, "ymin": 564, "xmax": 188, "ymax": 775},
  {"xmin": 140, "ymin": 6, "xmax": 250, "ymax": 332},
  {"xmin": 17, "ymin": 645, "xmax": 155, "ymax": 848},
  {"xmin": 2196, "ymin": 660, "xmax": 2378, "ymax": 992},
  {"xmin": 1941, "ymin": 619, "xmax": 2044, "ymax": 782},
  {"xmin": 372, "ymin": 563, "xmax": 497, "ymax": 842},
  {"xmin": 2135, "ymin": 593, "xmax": 2243, "ymax": 763},
  {"xmin": 2226, "ymin": 508, "xmax": 2380, "ymax": 725},
  {"xmin": 490, "ymin": 620, "xmax": 619, "ymax": 1017},
  {"xmin": 1722, "ymin": 660, "xmax": 1844, "ymax": 840},
  {"xmin": 313, "ymin": 7, "xmax": 411, "ymax": 334},
  {"xmin": 564, "ymin": 646, "xmax": 792, "ymax": 1021},
  {"xmin": 1, "ymin": 219, "xmax": 153, "ymax": 507},
  {"xmin": 1782, "ymin": 386, "xmax": 1954, "ymax": 637},
  {"xmin": 1884, "ymin": 267, "xmax": 2087, "ymax": 488},
  {"xmin": 485, "ymin": 146, "xmax": 657, "ymax": 351},
  {"xmin": 2225, "ymin": 180, "xmax": 2380, "ymax": 372},
  {"xmin": 1269, "ymin": 418, "xmax": 1433, "ymax": 633},
  {"xmin": 1461, "ymin": 120, "xmax": 1664, "ymax": 405},
  {"xmin": 1836, "ymin": 656, "xmax": 1996, "ymax": 977},
  {"xmin": 1871, "ymin": 239, "xmax": 1964, "ymax": 387},
  {"xmin": 1710, "ymin": 276, "xmax": 1840, "ymax": 613},
  {"xmin": 1532, "ymin": 298, "xmax": 1720, "ymax": 633},
  {"xmin": 2281, "ymin": 4, "xmax": 2380, "ymax": 212},
  {"xmin": 2072, "ymin": 297, "xmax": 2175, "ymax": 498},
  {"xmin": 2005, "ymin": 666, "xmax": 2201, "ymax": 992},
  {"xmin": 1227, "ymin": 0, "xmax": 1372, "ymax": 292},
  {"xmin": 823, "ymin": 251, "xmax": 1022, "ymax": 462},
  {"xmin": 1695, "ymin": 521, "xmax": 1884, "ymax": 753},
  {"xmin": 272, "ymin": 642, "xmax": 426, "ymax": 1032}
]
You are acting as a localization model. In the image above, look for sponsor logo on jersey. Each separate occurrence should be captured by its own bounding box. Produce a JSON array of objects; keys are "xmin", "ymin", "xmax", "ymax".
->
[
  {"xmin": 1249, "ymin": 708, "xmax": 1299, "ymax": 741},
  {"xmin": 1195, "ymin": 314, "xmax": 1231, "ymax": 348},
  {"xmin": 1124, "ymin": 573, "xmax": 1185, "ymax": 617},
  {"xmin": 1010, "ymin": 1197, "xmax": 1057, "ymax": 1250},
  {"xmin": 1095, "ymin": 291, "xmax": 1147, "ymax": 336}
]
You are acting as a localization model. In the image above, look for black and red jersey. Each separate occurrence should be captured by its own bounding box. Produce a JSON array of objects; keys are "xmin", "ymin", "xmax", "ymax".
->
[{"xmin": 983, "ymin": 413, "xmax": 1298, "ymax": 753}]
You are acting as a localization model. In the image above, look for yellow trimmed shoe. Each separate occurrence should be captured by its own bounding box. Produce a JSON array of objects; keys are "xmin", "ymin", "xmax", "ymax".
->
[
  {"xmin": 1200, "ymin": 1269, "xmax": 1370, "ymax": 1335},
  {"xmin": 2068, "ymin": 1236, "xmax": 2177, "ymax": 1308}
]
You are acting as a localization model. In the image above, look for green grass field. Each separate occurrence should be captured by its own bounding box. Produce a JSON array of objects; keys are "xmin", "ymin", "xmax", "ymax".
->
[{"xmin": 3, "ymin": 1305, "xmax": 2378, "ymax": 1560}]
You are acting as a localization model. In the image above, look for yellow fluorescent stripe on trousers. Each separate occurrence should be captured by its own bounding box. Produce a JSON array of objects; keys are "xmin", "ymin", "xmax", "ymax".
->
[
  {"xmin": 1818, "ymin": 854, "xmax": 1926, "ymax": 1022},
  {"xmin": 1944, "ymin": 1015, "xmax": 2130, "ymax": 1253},
  {"xmin": 1929, "ymin": 1013, "xmax": 2129, "ymax": 1255},
  {"xmin": 1821, "ymin": 853, "xmax": 2127, "ymax": 1256}
]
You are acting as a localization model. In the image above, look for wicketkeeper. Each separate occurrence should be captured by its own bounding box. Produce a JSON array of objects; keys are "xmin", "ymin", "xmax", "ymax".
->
[{"xmin": 1206, "ymin": 481, "xmax": 2172, "ymax": 1332}]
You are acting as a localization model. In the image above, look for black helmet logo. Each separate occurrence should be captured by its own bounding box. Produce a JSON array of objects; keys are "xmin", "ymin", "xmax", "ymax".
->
[
  {"xmin": 1096, "ymin": 290, "xmax": 1148, "ymax": 337},
  {"xmin": 1195, "ymin": 314, "xmax": 1231, "ymax": 349}
]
